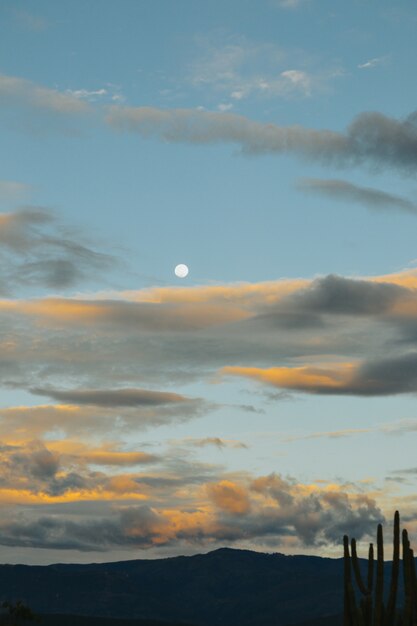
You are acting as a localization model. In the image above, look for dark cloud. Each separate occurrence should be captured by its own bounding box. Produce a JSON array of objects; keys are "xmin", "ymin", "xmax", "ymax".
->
[
  {"xmin": 281, "ymin": 274, "xmax": 405, "ymax": 316},
  {"xmin": 297, "ymin": 178, "xmax": 417, "ymax": 214},
  {"xmin": 107, "ymin": 106, "xmax": 417, "ymax": 173},
  {"xmin": 30, "ymin": 386, "xmax": 196, "ymax": 408},
  {"xmin": 355, "ymin": 351, "xmax": 417, "ymax": 395},
  {"xmin": 249, "ymin": 274, "xmax": 406, "ymax": 338},
  {"xmin": 0, "ymin": 208, "xmax": 117, "ymax": 293},
  {"xmin": 0, "ymin": 441, "xmax": 58, "ymax": 481}
]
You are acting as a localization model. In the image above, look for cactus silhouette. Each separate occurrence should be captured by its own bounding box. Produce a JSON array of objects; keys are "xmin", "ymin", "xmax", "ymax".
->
[{"xmin": 343, "ymin": 511, "xmax": 417, "ymax": 626}]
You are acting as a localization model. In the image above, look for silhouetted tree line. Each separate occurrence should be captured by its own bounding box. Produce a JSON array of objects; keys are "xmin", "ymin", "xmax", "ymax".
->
[{"xmin": 0, "ymin": 600, "xmax": 40, "ymax": 626}]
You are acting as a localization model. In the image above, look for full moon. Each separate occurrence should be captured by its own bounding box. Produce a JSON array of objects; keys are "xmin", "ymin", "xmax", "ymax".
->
[{"xmin": 174, "ymin": 264, "xmax": 189, "ymax": 278}]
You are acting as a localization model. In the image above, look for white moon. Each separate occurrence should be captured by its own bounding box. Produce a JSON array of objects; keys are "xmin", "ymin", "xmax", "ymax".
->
[{"xmin": 174, "ymin": 264, "xmax": 189, "ymax": 278}]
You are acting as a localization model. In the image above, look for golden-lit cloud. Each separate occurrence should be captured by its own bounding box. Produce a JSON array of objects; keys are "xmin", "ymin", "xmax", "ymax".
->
[
  {"xmin": 207, "ymin": 480, "xmax": 251, "ymax": 514},
  {"xmin": 2, "ymin": 268, "xmax": 417, "ymax": 396},
  {"xmin": 221, "ymin": 363, "xmax": 357, "ymax": 393}
]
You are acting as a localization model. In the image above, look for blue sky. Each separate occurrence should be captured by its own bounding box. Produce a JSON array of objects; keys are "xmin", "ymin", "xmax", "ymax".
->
[{"xmin": 0, "ymin": 0, "xmax": 417, "ymax": 564}]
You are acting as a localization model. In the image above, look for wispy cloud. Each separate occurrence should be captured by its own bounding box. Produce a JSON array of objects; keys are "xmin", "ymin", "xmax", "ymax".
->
[
  {"xmin": 0, "ymin": 73, "xmax": 90, "ymax": 115},
  {"xmin": 297, "ymin": 178, "xmax": 417, "ymax": 214},
  {"xmin": 171, "ymin": 437, "xmax": 249, "ymax": 450},
  {"xmin": 66, "ymin": 84, "xmax": 125, "ymax": 104},
  {"xmin": 283, "ymin": 428, "xmax": 372, "ymax": 442},
  {"xmin": 3, "ymin": 270, "xmax": 417, "ymax": 396},
  {"xmin": 0, "ymin": 208, "xmax": 117, "ymax": 293},
  {"xmin": 106, "ymin": 106, "xmax": 417, "ymax": 174},
  {"xmin": 188, "ymin": 36, "xmax": 338, "ymax": 102},
  {"xmin": 358, "ymin": 56, "xmax": 389, "ymax": 69},
  {"xmin": 282, "ymin": 418, "xmax": 417, "ymax": 443}
]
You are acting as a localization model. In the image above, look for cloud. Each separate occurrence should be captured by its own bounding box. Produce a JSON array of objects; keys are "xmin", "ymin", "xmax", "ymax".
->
[
  {"xmin": 106, "ymin": 106, "xmax": 417, "ymax": 174},
  {"xmin": 0, "ymin": 471, "xmax": 384, "ymax": 551},
  {"xmin": 207, "ymin": 480, "xmax": 251, "ymax": 514},
  {"xmin": 0, "ymin": 398, "xmax": 209, "ymax": 441},
  {"xmin": 0, "ymin": 208, "xmax": 117, "ymax": 293},
  {"xmin": 187, "ymin": 35, "xmax": 340, "ymax": 103},
  {"xmin": 173, "ymin": 437, "xmax": 248, "ymax": 450},
  {"xmin": 67, "ymin": 88, "xmax": 108, "ymax": 101},
  {"xmin": 277, "ymin": 273, "xmax": 406, "ymax": 316},
  {"xmin": 190, "ymin": 43, "xmax": 317, "ymax": 100},
  {"xmin": 2, "ymin": 270, "xmax": 417, "ymax": 397},
  {"xmin": 221, "ymin": 351, "xmax": 417, "ymax": 396},
  {"xmin": 358, "ymin": 56, "xmax": 388, "ymax": 70},
  {"xmin": 280, "ymin": 418, "xmax": 417, "ymax": 443},
  {"xmin": 0, "ymin": 73, "xmax": 90, "ymax": 115},
  {"xmin": 66, "ymin": 84, "xmax": 126, "ymax": 104},
  {"xmin": 30, "ymin": 387, "xmax": 196, "ymax": 408},
  {"xmin": 297, "ymin": 178, "xmax": 417, "ymax": 214},
  {"xmin": 282, "ymin": 428, "xmax": 372, "ymax": 443}
]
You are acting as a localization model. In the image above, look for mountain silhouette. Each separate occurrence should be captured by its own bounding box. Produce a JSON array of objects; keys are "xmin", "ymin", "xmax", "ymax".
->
[{"xmin": 0, "ymin": 547, "xmax": 404, "ymax": 626}]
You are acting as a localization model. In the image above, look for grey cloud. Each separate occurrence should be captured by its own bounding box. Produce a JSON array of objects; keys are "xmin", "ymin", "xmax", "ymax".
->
[
  {"xmin": 0, "ymin": 73, "xmax": 89, "ymax": 115},
  {"xmin": 355, "ymin": 351, "xmax": 417, "ymax": 395},
  {"xmin": 290, "ymin": 351, "xmax": 417, "ymax": 396},
  {"xmin": 281, "ymin": 274, "xmax": 406, "ymax": 316},
  {"xmin": 251, "ymin": 274, "xmax": 406, "ymax": 335},
  {"xmin": 4, "ymin": 443, "xmax": 60, "ymax": 481},
  {"xmin": 106, "ymin": 106, "xmax": 417, "ymax": 173},
  {"xmin": 0, "ymin": 506, "xmax": 167, "ymax": 551},
  {"xmin": 0, "ymin": 208, "xmax": 117, "ymax": 292},
  {"xmin": 31, "ymin": 386, "xmax": 198, "ymax": 407},
  {"xmin": 1, "ymin": 272, "xmax": 417, "ymax": 397},
  {"xmin": 391, "ymin": 467, "xmax": 417, "ymax": 475},
  {"xmin": 0, "ymin": 482, "xmax": 383, "ymax": 551},
  {"xmin": 0, "ymin": 399, "xmax": 210, "ymax": 440},
  {"xmin": 0, "ymin": 442, "xmax": 100, "ymax": 497},
  {"xmin": 175, "ymin": 437, "xmax": 248, "ymax": 450},
  {"xmin": 297, "ymin": 178, "xmax": 417, "ymax": 214}
]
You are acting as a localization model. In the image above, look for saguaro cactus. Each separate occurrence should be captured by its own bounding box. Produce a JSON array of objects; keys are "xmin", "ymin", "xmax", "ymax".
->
[{"xmin": 343, "ymin": 510, "xmax": 417, "ymax": 626}]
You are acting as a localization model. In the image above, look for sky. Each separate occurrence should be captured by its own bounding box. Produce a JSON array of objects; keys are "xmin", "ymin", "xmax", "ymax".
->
[{"xmin": 0, "ymin": 0, "xmax": 417, "ymax": 565}]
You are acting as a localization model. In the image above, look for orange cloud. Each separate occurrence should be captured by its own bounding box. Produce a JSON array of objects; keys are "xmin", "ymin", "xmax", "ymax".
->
[
  {"xmin": 220, "ymin": 363, "xmax": 357, "ymax": 393},
  {"xmin": 206, "ymin": 480, "xmax": 251, "ymax": 514}
]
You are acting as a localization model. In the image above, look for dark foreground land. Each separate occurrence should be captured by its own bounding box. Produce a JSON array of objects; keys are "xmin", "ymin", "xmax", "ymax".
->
[
  {"xmin": 0, "ymin": 612, "xmax": 343, "ymax": 626},
  {"xmin": 0, "ymin": 547, "xmax": 401, "ymax": 626}
]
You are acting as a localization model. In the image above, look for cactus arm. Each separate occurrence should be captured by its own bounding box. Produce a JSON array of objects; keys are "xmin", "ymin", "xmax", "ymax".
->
[
  {"xmin": 385, "ymin": 511, "xmax": 400, "ymax": 626},
  {"xmin": 408, "ymin": 548, "xmax": 417, "ymax": 624},
  {"xmin": 345, "ymin": 535, "xmax": 359, "ymax": 626},
  {"xmin": 403, "ymin": 529, "xmax": 412, "ymax": 626},
  {"xmin": 368, "ymin": 543, "xmax": 374, "ymax": 593},
  {"xmin": 352, "ymin": 538, "xmax": 371, "ymax": 595},
  {"xmin": 373, "ymin": 523, "xmax": 384, "ymax": 626}
]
